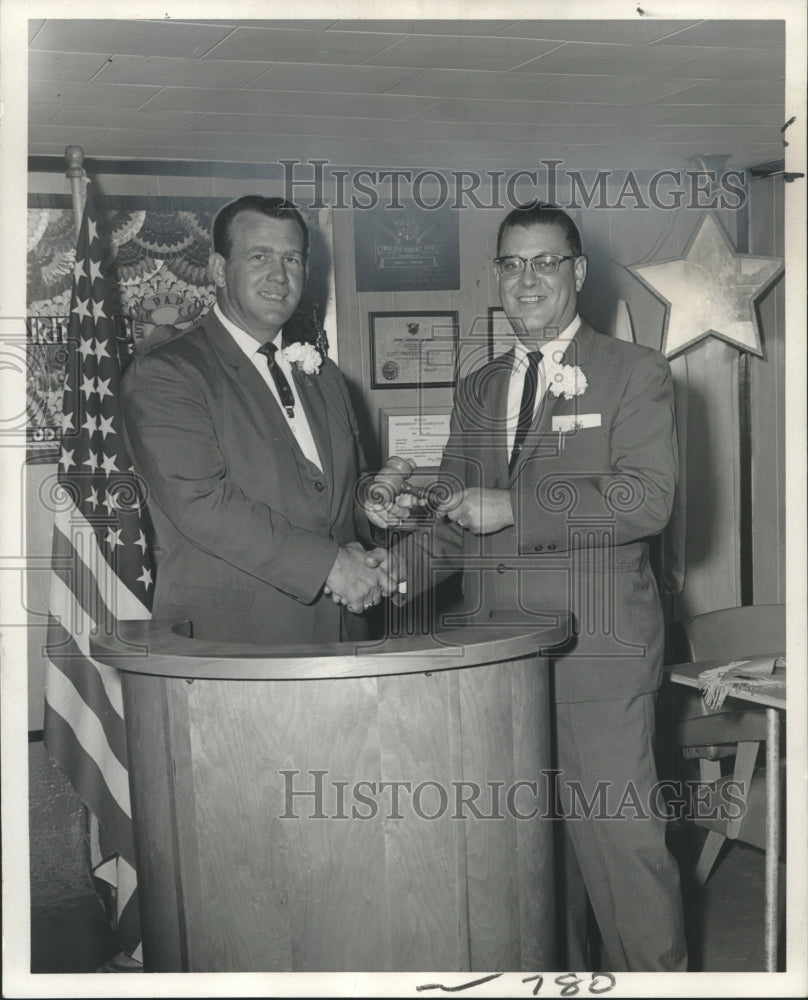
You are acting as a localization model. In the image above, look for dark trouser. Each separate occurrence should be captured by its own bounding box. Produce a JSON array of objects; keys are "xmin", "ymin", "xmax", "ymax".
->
[{"xmin": 555, "ymin": 694, "xmax": 688, "ymax": 972}]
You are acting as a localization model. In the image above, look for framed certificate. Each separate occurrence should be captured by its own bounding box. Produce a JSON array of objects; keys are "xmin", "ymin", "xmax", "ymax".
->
[
  {"xmin": 488, "ymin": 306, "xmax": 514, "ymax": 361},
  {"xmin": 380, "ymin": 407, "xmax": 453, "ymax": 472},
  {"xmin": 370, "ymin": 311, "xmax": 459, "ymax": 389}
]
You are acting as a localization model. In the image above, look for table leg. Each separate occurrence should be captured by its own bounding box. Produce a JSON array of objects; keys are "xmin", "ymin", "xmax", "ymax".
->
[{"xmin": 764, "ymin": 707, "xmax": 780, "ymax": 972}]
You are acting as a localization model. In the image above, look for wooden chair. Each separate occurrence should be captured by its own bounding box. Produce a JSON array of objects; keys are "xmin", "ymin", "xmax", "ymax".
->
[{"xmin": 675, "ymin": 604, "xmax": 785, "ymax": 885}]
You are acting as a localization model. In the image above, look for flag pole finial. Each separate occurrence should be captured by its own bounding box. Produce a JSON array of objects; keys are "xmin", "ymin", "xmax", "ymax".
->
[{"xmin": 65, "ymin": 145, "xmax": 87, "ymax": 238}]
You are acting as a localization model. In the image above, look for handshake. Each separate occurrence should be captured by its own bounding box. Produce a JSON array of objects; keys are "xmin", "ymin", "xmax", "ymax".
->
[{"xmin": 323, "ymin": 542, "xmax": 403, "ymax": 615}]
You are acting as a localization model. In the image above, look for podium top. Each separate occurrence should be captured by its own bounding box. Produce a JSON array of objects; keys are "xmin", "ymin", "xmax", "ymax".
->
[{"xmin": 90, "ymin": 615, "xmax": 571, "ymax": 681}]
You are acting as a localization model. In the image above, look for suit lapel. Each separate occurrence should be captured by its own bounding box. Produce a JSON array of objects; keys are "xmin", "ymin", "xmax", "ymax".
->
[
  {"xmin": 484, "ymin": 351, "xmax": 513, "ymax": 487},
  {"xmin": 291, "ymin": 365, "xmax": 333, "ymax": 483},
  {"xmin": 509, "ymin": 322, "xmax": 599, "ymax": 484},
  {"xmin": 202, "ymin": 313, "xmax": 307, "ymax": 455}
]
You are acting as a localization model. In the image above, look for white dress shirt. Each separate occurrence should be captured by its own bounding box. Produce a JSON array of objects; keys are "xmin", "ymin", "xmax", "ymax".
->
[
  {"xmin": 215, "ymin": 304, "xmax": 322, "ymax": 471},
  {"xmin": 505, "ymin": 314, "xmax": 581, "ymax": 458}
]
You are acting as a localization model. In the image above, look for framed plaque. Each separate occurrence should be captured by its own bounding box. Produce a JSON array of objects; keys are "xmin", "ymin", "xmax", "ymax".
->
[
  {"xmin": 370, "ymin": 311, "xmax": 459, "ymax": 390},
  {"xmin": 354, "ymin": 199, "xmax": 460, "ymax": 293},
  {"xmin": 380, "ymin": 407, "xmax": 453, "ymax": 472}
]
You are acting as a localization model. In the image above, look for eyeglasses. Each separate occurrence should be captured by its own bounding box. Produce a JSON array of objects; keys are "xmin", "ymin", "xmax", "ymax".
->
[{"xmin": 494, "ymin": 253, "xmax": 578, "ymax": 277}]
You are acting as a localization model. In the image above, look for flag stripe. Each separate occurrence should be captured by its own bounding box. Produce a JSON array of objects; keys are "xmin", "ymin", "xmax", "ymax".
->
[
  {"xmin": 51, "ymin": 523, "xmax": 116, "ymax": 632},
  {"xmin": 43, "ymin": 702, "xmax": 135, "ymax": 863},
  {"xmin": 48, "ymin": 573, "xmax": 124, "ymax": 717},
  {"xmin": 45, "ymin": 618, "xmax": 128, "ymax": 765},
  {"xmin": 43, "ymin": 653, "xmax": 132, "ymax": 819},
  {"xmin": 53, "ymin": 505, "xmax": 151, "ymax": 619}
]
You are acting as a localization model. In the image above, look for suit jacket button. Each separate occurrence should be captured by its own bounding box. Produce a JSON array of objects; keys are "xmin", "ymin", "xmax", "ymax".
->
[
  {"xmin": 314, "ymin": 481, "xmax": 325, "ymax": 491},
  {"xmin": 496, "ymin": 563, "xmax": 507, "ymax": 574},
  {"xmin": 534, "ymin": 544, "xmax": 543, "ymax": 552}
]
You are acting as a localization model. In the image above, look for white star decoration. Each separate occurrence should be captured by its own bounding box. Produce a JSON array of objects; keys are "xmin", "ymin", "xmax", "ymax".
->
[
  {"xmin": 73, "ymin": 299, "xmax": 91, "ymax": 322},
  {"xmin": 97, "ymin": 414, "xmax": 115, "ymax": 439},
  {"xmin": 105, "ymin": 527, "xmax": 123, "ymax": 550},
  {"xmin": 630, "ymin": 214, "xmax": 783, "ymax": 358},
  {"xmin": 137, "ymin": 566, "xmax": 153, "ymax": 590}
]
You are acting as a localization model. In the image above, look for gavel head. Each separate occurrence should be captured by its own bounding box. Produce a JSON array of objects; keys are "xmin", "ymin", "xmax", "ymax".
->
[{"xmin": 365, "ymin": 455, "xmax": 417, "ymax": 507}]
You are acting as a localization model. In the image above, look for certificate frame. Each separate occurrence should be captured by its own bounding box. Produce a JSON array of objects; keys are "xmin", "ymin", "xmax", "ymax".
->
[
  {"xmin": 380, "ymin": 406, "xmax": 453, "ymax": 473},
  {"xmin": 488, "ymin": 306, "xmax": 514, "ymax": 361},
  {"xmin": 369, "ymin": 311, "xmax": 459, "ymax": 390}
]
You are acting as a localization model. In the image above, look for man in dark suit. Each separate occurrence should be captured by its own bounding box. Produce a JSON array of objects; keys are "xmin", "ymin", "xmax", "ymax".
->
[
  {"xmin": 372, "ymin": 202, "xmax": 687, "ymax": 970},
  {"xmin": 122, "ymin": 196, "xmax": 389, "ymax": 645}
]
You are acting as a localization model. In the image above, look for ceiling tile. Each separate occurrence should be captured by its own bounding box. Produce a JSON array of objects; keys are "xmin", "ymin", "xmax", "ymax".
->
[
  {"xmin": 496, "ymin": 20, "xmax": 700, "ymax": 44},
  {"xmin": 203, "ymin": 26, "xmax": 404, "ymax": 64},
  {"xmin": 28, "ymin": 80, "xmax": 162, "ymax": 109},
  {"xmin": 516, "ymin": 41, "xmax": 711, "ymax": 76},
  {"xmin": 30, "ymin": 19, "xmax": 234, "ymax": 59},
  {"xmin": 246, "ymin": 63, "xmax": 425, "ymax": 94},
  {"xmin": 649, "ymin": 47, "xmax": 785, "ymax": 80},
  {"xmin": 387, "ymin": 68, "xmax": 559, "ymax": 101},
  {"xmin": 142, "ymin": 87, "xmax": 306, "ymax": 115},
  {"xmin": 284, "ymin": 93, "xmax": 442, "ymax": 119},
  {"xmin": 185, "ymin": 114, "xmax": 446, "ymax": 141},
  {"xmin": 47, "ymin": 107, "xmax": 204, "ymax": 130},
  {"xmin": 652, "ymin": 124, "xmax": 783, "ymax": 144},
  {"xmin": 437, "ymin": 122, "xmax": 671, "ymax": 145},
  {"xmin": 329, "ymin": 21, "xmax": 521, "ymax": 36},
  {"xmin": 29, "ymin": 124, "xmax": 110, "ymax": 145},
  {"xmin": 28, "ymin": 104, "xmax": 62, "ymax": 125},
  {"xmin": 643, "ymin": 104, "xmax": 784, "ymax": 127},
  {"xmin": 28, "ymin": 50, "xmax": 109, "ymax": 82},
  {"xmin": 91, "ymin": 54, "xmax": 271, "ymax": 88},
  {"xmin": 646, "ymin": 78, "xmax": 785, "ymax": 104},
  {"xmin": 528, "ymin": 75, "xmax": 697, "ymax": 105},
  {"xmin": 168, "ymin": 20, "xmax": 339, "ymax": 30},
  {"xmin": 362, "ymin": 35, "xmax": 560, "ymax": 71},
  {"xmin": 409, "ymin": 98, "xmax": 647, "ymax": 125},
  {"xmin": 649, "ymin": 20, "xmax": 785, "ymax": 49}
]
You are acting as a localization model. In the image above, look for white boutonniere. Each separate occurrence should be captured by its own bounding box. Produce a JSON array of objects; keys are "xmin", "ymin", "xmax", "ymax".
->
[
  {"xmin": 547, "ymin": 362, "xmax": 587, "ymax": 400},
  {"xmin": 282, "ymin": 342, "xmax": 323, "ymax": 375}
]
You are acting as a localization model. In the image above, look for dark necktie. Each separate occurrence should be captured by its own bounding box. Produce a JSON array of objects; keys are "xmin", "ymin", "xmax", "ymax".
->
[
  {"xmin": 258, "ymin": 342, "xmax": 295, "ymax": 418},
  {"xmin": 509, "ymin": 350, "xmax": 542, "ymax": 475}
]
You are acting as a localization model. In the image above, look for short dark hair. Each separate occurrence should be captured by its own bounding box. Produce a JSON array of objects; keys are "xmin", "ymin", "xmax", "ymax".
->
[
  {"xmin": 496, "ymin": 201, "xmax": 583, "ymax": 258},
  {"xmin": 212, "ymin": 195, "xmax": 309, "ymax": 259}
]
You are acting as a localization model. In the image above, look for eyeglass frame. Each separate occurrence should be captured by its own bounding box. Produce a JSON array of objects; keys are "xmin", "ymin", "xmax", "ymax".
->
[{"xmin": 493, "ymin": 253, "xmax": 580, "ymax": 277}]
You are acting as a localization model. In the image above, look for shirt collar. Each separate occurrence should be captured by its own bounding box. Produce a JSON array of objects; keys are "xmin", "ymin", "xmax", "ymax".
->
[
  {"xmin": 513, "ymin": 314, "xmax": 581, "ymax": 365},
  {"xmin": 214, "ymin": 303, "xmax": 282, "ymax": 360}
]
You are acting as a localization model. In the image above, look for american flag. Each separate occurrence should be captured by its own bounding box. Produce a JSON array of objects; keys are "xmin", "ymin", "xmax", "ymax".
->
[{"xmin": 43, "ymin": 184, "xmax": 153, "ymax": 961}]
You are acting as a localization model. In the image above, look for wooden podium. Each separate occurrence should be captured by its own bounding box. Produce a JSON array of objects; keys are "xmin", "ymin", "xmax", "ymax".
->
[{"xmin": 92, "ymin": 616, "xmax": 570, "ymax": 973}]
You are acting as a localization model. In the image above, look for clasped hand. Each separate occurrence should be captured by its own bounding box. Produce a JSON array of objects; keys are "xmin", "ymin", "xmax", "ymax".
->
[{"xmin": 324, "ymin": 542, "xmax": 400, "ymax": 614}]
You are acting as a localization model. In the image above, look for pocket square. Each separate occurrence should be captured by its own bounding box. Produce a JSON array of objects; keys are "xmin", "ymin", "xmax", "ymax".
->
[{"xmin": 552, "ymin": 413, "xmax": 602, "ymax": 432}]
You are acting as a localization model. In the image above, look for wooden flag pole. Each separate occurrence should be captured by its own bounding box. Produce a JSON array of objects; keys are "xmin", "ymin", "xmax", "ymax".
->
[{"xmin": 64, "ymin": 145, "xmax": 86, "ymax": 236}]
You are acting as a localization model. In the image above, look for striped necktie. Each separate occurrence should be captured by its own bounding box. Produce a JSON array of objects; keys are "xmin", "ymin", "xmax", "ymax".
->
[
  {"xmin": 258, "ymin": 342, "xmax": 295, "ymax": 418},
  {"xmin": 509, "ymin": 349, "xmax": 542, "ymax": 475}
]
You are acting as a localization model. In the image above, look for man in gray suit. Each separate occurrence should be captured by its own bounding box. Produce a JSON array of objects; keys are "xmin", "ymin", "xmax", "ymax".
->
[
  {"xmin": 123, "ymin": 196, "xmax": 390, "ymax": 644},
  {"xmin": 372, "ymin": 202, "xmax": 687, "ymax": 971}
]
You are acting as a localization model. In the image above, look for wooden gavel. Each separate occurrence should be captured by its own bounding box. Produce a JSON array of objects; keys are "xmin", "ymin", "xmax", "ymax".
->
[{"xmin": 367, "ymin": 456, "xmax": 459, "ymax": 512}]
